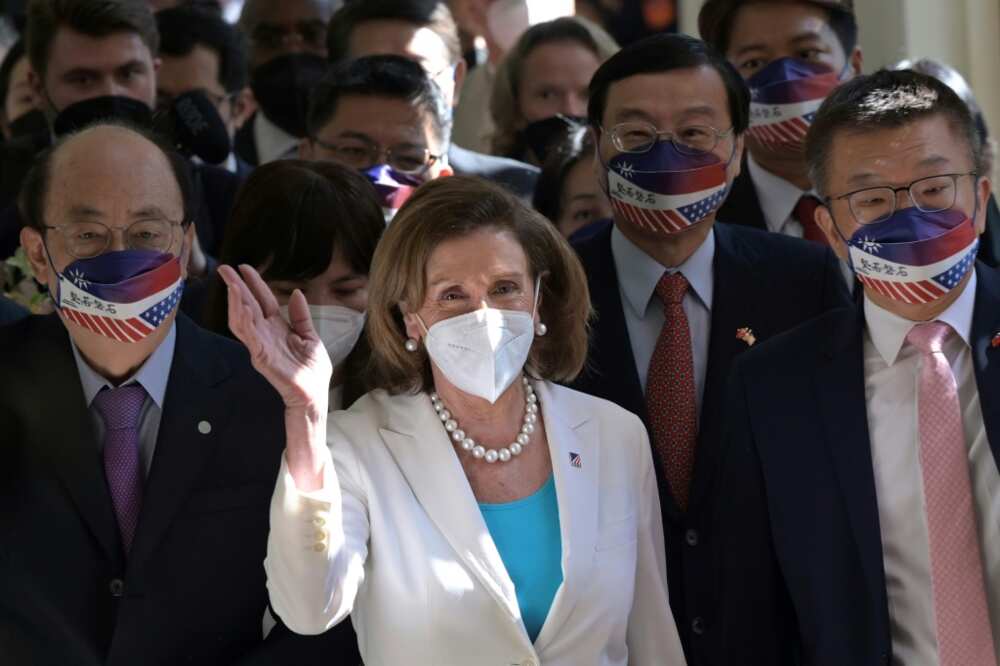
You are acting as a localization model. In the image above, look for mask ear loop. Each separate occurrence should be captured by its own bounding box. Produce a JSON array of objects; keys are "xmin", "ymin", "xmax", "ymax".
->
[{"xmin": 39, "ymin": 232, "xmax": 66, "ymax": 309}]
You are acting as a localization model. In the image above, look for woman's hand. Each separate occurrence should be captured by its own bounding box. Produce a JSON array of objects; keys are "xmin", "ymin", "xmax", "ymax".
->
[{"xmin": 219, "ymin": 264, "xmax": 331, "ymax": 412}]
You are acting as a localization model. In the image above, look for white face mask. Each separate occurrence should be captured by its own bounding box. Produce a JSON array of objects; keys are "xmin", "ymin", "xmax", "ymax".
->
[
  {"xmin": 280, "ymin": 304, "xmax": 366, "ymax": 369},
  {"xmin": 416, "ymin": 280, "xmax": 540, "ymax": 404}
]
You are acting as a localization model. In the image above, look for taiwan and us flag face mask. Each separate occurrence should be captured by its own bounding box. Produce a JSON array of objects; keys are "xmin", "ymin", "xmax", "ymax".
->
[
  {"xmin": 746, "ymin": 58, "xmax": 844, "ymax": 152},
  {"xmin": 53, "ymin": 249, "xmax": 185, "ymax": 343},
  {"xmin": 604, "ymin": 139, "xmax": 732, "ymax": 236},
  {"xmin": 846, "ymin": 206, "xmax": 979, "ymax": 306}
]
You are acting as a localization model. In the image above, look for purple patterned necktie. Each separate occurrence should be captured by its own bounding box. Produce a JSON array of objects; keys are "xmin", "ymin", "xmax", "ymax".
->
[{"xmin": 93, "ymin": 384, "xmax": 147, "ymax": 554}]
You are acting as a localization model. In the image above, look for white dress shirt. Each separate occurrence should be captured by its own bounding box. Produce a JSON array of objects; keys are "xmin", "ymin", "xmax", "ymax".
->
[
  {"xmin": 265, "ymin": 382, "xmax": 687, "ymax": 666},
  {"xmin": 863, "ymin": 273, "xmax": 1000, "ymax": 664},
  {"xmin": 611, "ymin": 225, "xmax": 713, "ymax": 415},
  {"xmin": 71, "ymin": 322, "xmax": 176, "ymax": 477},
  {"xmin": 252, "ymin": 112, "xmax": 299, "ymax": 165}
]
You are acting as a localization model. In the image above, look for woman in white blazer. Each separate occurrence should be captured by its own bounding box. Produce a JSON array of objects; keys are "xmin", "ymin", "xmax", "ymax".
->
[{"xmin": 219, "ymin": 175, "xmax": 686, "ymax": 666}]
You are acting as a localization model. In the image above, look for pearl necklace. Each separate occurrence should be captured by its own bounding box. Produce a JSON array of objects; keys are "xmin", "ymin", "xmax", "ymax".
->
[{"xmin": 429, "ymin": 377, "xmax": 539, "ymax": 464}]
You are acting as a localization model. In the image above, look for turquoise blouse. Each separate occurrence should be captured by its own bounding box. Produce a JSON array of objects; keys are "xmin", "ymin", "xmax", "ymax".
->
[{"xmin": 479, "ymin": 475, "xmax": 563, "ymax": 642}]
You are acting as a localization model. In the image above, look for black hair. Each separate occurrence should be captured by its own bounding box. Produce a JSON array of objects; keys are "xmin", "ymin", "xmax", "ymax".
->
[
  {"xmin": 19, "ymin": 120, "xmax": 196, "ymax": 231},
  {"xmin": 306, "ymin": 53, "xmax": 451, "ymax": 145},
  {"xmin": 326, "ymin": 0, "xmax": 461, "ymax": 65},
  {"xmin": 156, "ymin": 6, "xmax": 248, "ymax": 93},
  {"xmin": 532, "ymin": 126, "xmax": 595, "ymax": 225},
  {"xmin": 587, "ymin": 33, "xmax": 749, "ymax": 134},
  {"xmin": 0, "ymin": 38, "xmax": 25, "ymax": 119},
  {"xmin": 806, "ymin": 69, "xmax": 983, "ymax": 195}
]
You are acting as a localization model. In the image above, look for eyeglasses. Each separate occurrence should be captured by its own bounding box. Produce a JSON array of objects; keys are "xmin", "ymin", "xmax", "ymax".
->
[
  {"xmin": 44, "ymin": 218, "xmax": 183, "ymax": 259},
  {"xmin": 602, "ymin": 121, "xmax": 735, "ymax": 155},
  {"xmin": 251, "ymin": 20, "xmax": 327, "ymax": 52},
  {"xmin": 825, "ymin": 172, "xmax": 978, "ymax": 225},
  {"xmin": 311, "ymin": 136, "xmax": 440, "ymax": 176}
]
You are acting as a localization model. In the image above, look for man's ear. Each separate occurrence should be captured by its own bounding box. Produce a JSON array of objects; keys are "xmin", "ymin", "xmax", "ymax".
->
[
  {"xmin": 974, "ymin": 175, "xmax": 992, "ymax": 235},
  {"xmin": 728, "ymin": 133, "xmax": 745, "ymax": 181},
  {"xmin": 231, "ymin": 87, "xmax": 257, "ymax": 130},
  {"xmin": 816, "ymin": 204, "xmax": 849, "ymax": 262},
  {"xmin": 298, "ymin": 138, "xmax": 315, "ymax": 160},
  {"xmin": 20, "ymin": 225, "xmax": 53, "ymax": 286},
  {"xmin": 26, "ymin": 67, "xmax": 52, "ymax": 115},
  {"xmin": 451, "ymin": 59, "xmax": 468, "ymax": 107},
  {"xmin": 848, "ymin": 46, "xmax": 863, "ymax": 78}
]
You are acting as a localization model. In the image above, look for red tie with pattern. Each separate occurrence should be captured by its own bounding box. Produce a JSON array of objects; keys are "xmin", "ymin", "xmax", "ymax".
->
[
  {"xmin": 646, "ymin": 272, "xmax": 698, "ymax": 511},
  {"xmin": 793, "ymin": 194, "xmax": 828, "ymax": 245}
]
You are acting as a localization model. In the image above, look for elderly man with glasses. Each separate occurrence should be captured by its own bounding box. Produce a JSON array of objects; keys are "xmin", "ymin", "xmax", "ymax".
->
[{"xmin": 716, "ymin": 68, "xmax": 1000, "ymax": 666}]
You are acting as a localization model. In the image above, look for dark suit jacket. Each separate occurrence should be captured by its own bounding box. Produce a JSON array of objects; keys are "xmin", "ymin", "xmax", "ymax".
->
[
  {"xmin": 717, "ymin": 159, "xmax": 1000, "ymax": 268},
  {"xmin": 233, "ymin": 116, "xmax": 259, "ymax": 167},
  {"xmin": 0, "ymin": 313, "xmax": 360, "ymax": 665},
  {"xmin": 716, "ymin": 263, "xmax": 1000, "ymax": 666},
  {"xmin": 570, "ymin": 220, "xmax": 850, "ymax": 665},
  {"xmin": 0, "ymin": 295, "xmax": 27, "ymax": 325},
  {"xmin": 448, "ymin": 144, "xmax": 539, "ymax": 200}
]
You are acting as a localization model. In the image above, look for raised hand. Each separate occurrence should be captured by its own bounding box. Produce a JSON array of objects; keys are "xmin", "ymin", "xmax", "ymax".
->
[{"xmin": 219, "ymin": 264, "xmax": 332, "ymax": 412}]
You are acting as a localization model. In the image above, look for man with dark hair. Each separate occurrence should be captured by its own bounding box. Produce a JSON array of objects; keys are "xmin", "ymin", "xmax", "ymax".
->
[
  {"xmin": 716, "ymin": 69, "xmax": 1000, "ymax": 666},
  {"xmin": 156, "ymin": 5, "xmax": 255, "ymax": 176},
  {"xmin": 0, "ymin": 0, "xmax": 244, "ymax": 279},
  {"xmin": 699, "ymin": 0, "xmax": 862, "ymax": 248},
  {"xmin": 234, "ymin": 0, "xmax": 340, "ymax": 165},
  {"xmin": 301, "ymin": 54, "xmax": 452, "ymax": 219},
  {"xmin": 570, "ymin": 32, "xmax": 849, "ymax": 665},
  {"xmin": 323, "ymin": 0, "xmax": 539, "ymax": 199}
]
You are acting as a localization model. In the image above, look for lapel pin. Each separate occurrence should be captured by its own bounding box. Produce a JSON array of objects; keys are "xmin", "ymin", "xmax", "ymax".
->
[
  {"xmin": 569, "ymin": 452, "xmax": 582, "ymax": 469},
  {"xmin": 197, "ymin": 420, "xmax": 212, "ymax": 435},
  {"xmin": 991, "ymin": 332, "xmax": 1000, "ymax": 349},
  {"xmin": 736, "ymin": 327, "xmax": 757, "ymax": 347}
]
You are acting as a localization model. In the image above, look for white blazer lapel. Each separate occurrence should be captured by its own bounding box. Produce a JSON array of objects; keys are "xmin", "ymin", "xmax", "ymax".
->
[
  {"xmin": 532, "ymin": 382, "xmax": 599, "ymax": 652},
  {"xmin": 377, "ymin": 393, "xmax": 522, "ymax": 623}
]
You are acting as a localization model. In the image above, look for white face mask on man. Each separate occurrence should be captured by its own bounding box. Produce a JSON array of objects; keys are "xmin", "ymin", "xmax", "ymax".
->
[
  {"xmin": 280, "ymin": 304, "xmax": 366, "ymax": 369},
  {"xmin": 415, "ymin": 279, "xmax": 540, "ymax": 404}
]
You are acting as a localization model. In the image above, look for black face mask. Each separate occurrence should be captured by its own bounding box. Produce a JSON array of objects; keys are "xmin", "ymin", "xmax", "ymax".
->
[
  {"xmin": 7, "ymin": 108, "xmax": 49, "ymax": 140},
  {"xmin": 153, "ymin": 89, "xmax": 232, "ymax": 165},
  {"xmin": 519, "ymin": 114, "xmax": 586, "ymax": 164},
  {"xmin": 53, "ymin": 95, "xmax": 152, "ymax": 136},
  {"xmin": 250, "ymin": 53, "xmax": 328, "ymax": 138}
]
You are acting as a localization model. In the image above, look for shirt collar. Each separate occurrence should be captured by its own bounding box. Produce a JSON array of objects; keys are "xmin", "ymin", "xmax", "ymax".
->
[
  {"xmin": 72, "ymin": 321, "xmax": 177, "ymax": 409},
  {"xmin": 747, "ymin": 154, "xmax": 813, "ymax": 233},
  {"xmin": 253, "ymin": 112, "xmax": 299, "ymax": 164},
  {"xmin": 611, "ymin": 224, "xmax": 716, "ymax": 318},
  {"xmin": 864, "ymin": 271, "xmax": 977, "ymax": 365}
]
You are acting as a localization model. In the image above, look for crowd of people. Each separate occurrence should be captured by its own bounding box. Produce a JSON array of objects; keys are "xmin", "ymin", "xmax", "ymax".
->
[{"xmin": 0, "ymin": 1, "xmax": 998, "ymax": 665}]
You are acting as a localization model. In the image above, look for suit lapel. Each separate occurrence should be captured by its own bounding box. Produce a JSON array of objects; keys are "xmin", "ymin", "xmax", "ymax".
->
[
  {"xmin": 689, "ymin": 224, "xmax": 759, "ymax": 513},
  {"xmin": 532, "ymin": 383, "xmax": 597, "ymax": 653},
  {"xmin": 814, "ymin": 304, "xmax": 886, "ymax": 612},
  {"xmin": 716, "ymin": 158, "xmax": 768, "ymax": 231},
  {"xmin": 32, "ymin": 315, "xmax": 122, "ymax": 564},
  {"xmin": 971, "ymin": 263, "xmax": 1000, "ymax": 470},
  {"xmin": 378, "ymin": 392, "xmax": 523, "ymax": 625},
  {"xmin": 127, "ymin": 316, "xmax": 233, "ymax": 570}
]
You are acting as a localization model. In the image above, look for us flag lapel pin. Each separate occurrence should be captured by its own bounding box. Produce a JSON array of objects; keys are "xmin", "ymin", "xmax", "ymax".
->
[
  {"xmin": 569, "ymin": 452, "xmax": 582, "ymax": 468},
  {"xmin": 991, "ymin": 331, "xmax": 1000, "ymax": 349},
  {"xmin": 736, "ymin": 327, "xmax": 756, "ymax": 347}
]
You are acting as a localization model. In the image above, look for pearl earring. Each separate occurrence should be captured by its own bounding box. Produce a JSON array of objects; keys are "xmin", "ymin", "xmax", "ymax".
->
[
  {"xmin": 404, "ymin": 338, "xmax": 419, "ymax": 352},
  {"xmin": 535, "ymin": 322, "xmax": 548, "ymax": 337}
]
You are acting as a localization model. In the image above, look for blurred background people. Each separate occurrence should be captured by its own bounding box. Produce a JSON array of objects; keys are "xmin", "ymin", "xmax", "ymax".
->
[
  {"xmin": 300, "ymin": 54, "xmax": 453, "ymax": 220},
  {"xmin": 0, "ymin": 38, "xmax": 39, "ymax": 140},
  {"xmin": 326, "ymin": 0, "xmax": 540, "ymax": 199},
  {"xmin": 532, "ymin": 124, "xmax": 611, "ymax": 238},
  {"xmin": 700, "ymin": 0, "xmax": 861, "ymax": 246},
  {"xmin": 205, "ymin": 159, "xmax": 384, "ymax": 415},
  {"xmin": 490, "ymin": 15, "xmax": 617, "ymax": 165},
  {"xmin": 235, "ymin": 0, "xmax": 338, "ymax": 165},
  {"xmin": 155, "ymin": 5, "xmax": 255, "ymax": 176}
]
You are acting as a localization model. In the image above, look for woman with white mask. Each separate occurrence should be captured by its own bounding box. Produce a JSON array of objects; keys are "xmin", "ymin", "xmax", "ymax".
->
[
  {"xmin": 206, "ymin": 159, "xmax": 383, "ymax": 412},
  {"xmin": 219, "ymin": 176, "xmax": 686, "ymax": 666}
]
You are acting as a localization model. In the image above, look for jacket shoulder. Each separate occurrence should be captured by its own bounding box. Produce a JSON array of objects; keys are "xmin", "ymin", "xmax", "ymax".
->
[{"xmin": 736, "ymin": 305, "xmax": 857, "ymax": 378}]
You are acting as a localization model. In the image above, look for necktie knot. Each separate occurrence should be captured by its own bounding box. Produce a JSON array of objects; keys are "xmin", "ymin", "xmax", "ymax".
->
[
  {"xmin": 655, "ymin": 272, "xmax": 689, "ymax": 306},
  {"xmin": 906, "ymin": 320, "xmax": 952, "ymax": 355},
  {"xmin": 93, "ymin": 384, "xmax": 147, "ymax": 431}
]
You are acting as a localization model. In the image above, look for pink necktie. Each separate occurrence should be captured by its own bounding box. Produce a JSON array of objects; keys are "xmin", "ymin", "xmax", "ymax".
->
[
  {"xmin": 906, "ymin": 321, "xmax": 997, "ymax": 666},
  {"xmin": 646, "ymin": 272, "xmax": 697, "ymax": 511},
  {"xmin": 94, "ymin": 384, "xmax": 147, "ymax": 554}
]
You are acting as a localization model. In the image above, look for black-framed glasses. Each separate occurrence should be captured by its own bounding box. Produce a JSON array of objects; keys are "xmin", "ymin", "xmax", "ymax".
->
[
  {"xmin": 602, "ymin": 121, "xmax": 734, "ymax": 155},
  {"xmin": 825, "ymin": 172, "xmax": 978, "ymax": 225},
  {"xmin": 310, "ymin": 136, "xmax": 440, "ymax": 176},
  {"xmin": 251, "ymin": 20, "xmax": 327, "ymax": 52},
  {"xmin": 44, "ymin": 218, "xmax": 184, "ymax": 259}
]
